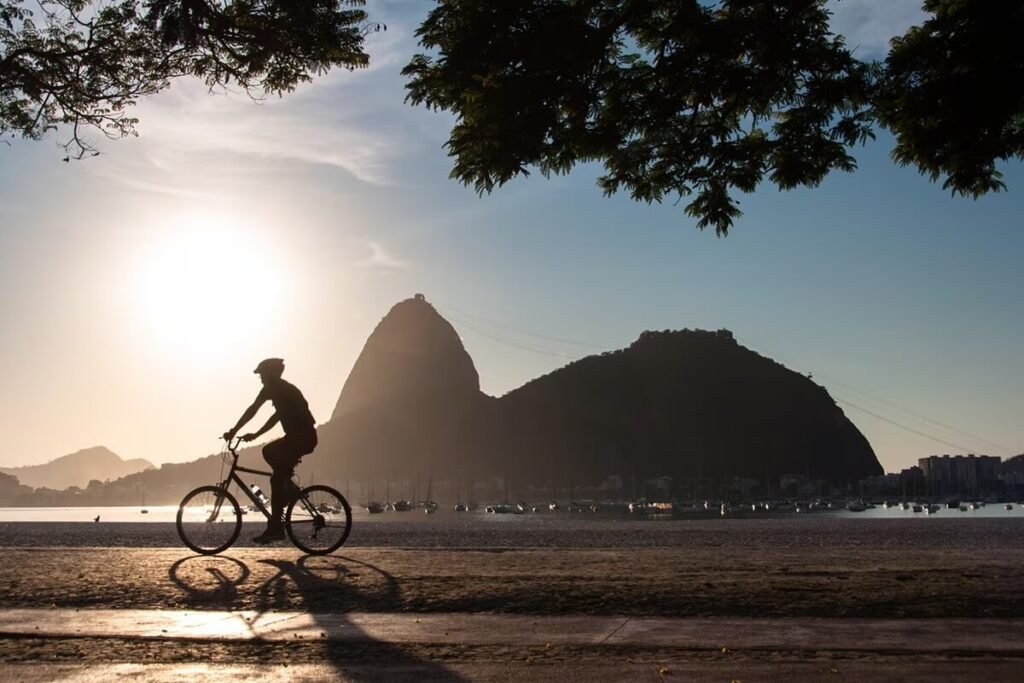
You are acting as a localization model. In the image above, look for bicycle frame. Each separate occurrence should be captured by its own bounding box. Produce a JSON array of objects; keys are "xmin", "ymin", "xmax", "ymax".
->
[
  {"xmin": 208, "ymin": 438, "xmax": 319, "ymax": 524},
  {"xmin": 207, "ymin": 438, "xmax": 274, "ymax": 521}
]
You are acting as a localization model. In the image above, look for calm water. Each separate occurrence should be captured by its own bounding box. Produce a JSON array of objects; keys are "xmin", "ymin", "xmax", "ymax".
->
[
  {"xmin": 1, "ymin": 503, "xmax": 1023, "ymax": 550},
  {"xmin": 0, "ymin": 502, "xmax": 1021, "ymax": 523}
]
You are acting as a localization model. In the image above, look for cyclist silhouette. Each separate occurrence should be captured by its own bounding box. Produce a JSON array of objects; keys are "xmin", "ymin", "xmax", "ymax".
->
[{"xmin": 224, "ymin": 358, "xmax": 317, "ymax": 543}]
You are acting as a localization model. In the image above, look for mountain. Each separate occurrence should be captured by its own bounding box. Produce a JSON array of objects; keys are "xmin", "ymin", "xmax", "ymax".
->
[
  {"xmin": 0, "ymin": 446, "xmax": 155, "ymax": 490},
  {"xmin": 332, "ymin": 293, "xmax": 485, "ymax": 420},
  {"xmin": 321, "ymin": 294, "xmax": 493, "ymax": 480}
]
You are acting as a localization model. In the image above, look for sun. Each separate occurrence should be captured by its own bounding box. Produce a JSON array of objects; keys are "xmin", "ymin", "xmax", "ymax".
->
[{"xmin": 128, "ymin": 212, "xmax": 288, "ymax": 366}]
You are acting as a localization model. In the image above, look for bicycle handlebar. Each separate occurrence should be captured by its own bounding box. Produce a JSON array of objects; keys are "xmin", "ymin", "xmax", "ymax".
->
[{"xmin": 224, "ymin": 436, "xmax": 245, "ymax": 455}]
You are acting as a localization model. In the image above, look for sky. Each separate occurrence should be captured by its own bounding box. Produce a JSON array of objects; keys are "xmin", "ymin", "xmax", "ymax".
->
[{"xmin": 0, "ymin": 1, "xmax": 1021, "ymax": 476}]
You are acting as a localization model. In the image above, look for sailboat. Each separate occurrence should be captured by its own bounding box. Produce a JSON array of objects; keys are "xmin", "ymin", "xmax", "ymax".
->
[
  {"xmin": 567, "ymin": 478, "xmax": 582, "ymax": 512},
  {"xmin": 454, "ymin": 480, "xmax": 467, "ymax": 512},
  {"xmin": 423, "ymin": 477, "xmax": 438, "ymax": 514},
  {"xmin": 140, "ymin": 489, "xmax": 148, "ymax": 514},
  {"xmin": 365, "ymin": 480, "xmax": 384, "ymax": 513}
]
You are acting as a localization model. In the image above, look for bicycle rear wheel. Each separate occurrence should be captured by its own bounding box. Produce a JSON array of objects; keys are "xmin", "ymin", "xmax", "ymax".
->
[
  {"xmin": 176, "ymin": 485, "xmax": 242, "ymax": 555},
  {"xmin": 285, "ymin": 485, "xmax": 352, "ymax": 555}
]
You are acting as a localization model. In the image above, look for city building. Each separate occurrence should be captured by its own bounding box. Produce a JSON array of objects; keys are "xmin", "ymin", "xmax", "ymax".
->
[{"xmin": 917, "ymin": 454, "xmax": 1001, "ymax": 497}]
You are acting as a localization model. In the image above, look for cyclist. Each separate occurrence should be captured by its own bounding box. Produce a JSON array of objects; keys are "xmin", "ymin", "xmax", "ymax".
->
[{"xmin": 223, "ymin": 358, "xmax": 317, "ymax": 543}]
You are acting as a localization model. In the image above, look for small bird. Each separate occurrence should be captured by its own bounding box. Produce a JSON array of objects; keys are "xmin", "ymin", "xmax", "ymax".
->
[{"xmin": 93, "ymin": 515, "xmax": 100, "ymax": 523}]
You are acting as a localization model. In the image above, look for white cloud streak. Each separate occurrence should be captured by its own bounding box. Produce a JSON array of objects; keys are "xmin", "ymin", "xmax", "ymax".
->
[
  {"xmin": 131, "ymin": 81, "xmax": 401, "ymax": 185},
  {"xmin": 355, "ymin": 240, "xmax": 407, "ymax": 270},
  {"xmin": 119, "ymin": 17, "xmax": 421, "ymax": 186}
]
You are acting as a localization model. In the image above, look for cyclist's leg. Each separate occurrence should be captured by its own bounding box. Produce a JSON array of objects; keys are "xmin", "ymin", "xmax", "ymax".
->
[
  {"xmin": 285, "ymin": 431, "xmax": 317, "ymax": 505},
  {"xmin": 263, "ymin": 439, "xmax": 298, "ymax": 530}
]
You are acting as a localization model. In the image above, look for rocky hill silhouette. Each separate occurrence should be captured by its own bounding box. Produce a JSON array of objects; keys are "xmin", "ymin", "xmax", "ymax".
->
[
  {"xmin": 318, "ymin": 294, "xmax": 494, "ymax": 484},
  {"xmin": 24, "ymin": 295, "xmax": 882, "ymax": 504},
  {"xmin": 332, "ymin": 293, "xmax": 485, "ymax": 420},
  {"xmin": 315, "ymin": 297, "xmax": 881, "ymax": 492},
  {"xmin": 486, "ymin": 329, "xmax": 881, "ymax": 487},
  {"xmin": 0, "ymin": 446, "xmax": 154, "ymax": 490}
]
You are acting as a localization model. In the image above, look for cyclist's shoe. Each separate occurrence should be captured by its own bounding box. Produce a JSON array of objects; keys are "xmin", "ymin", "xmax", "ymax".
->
[{"xmin": 252, "ymin": 527, "xmax": 286, "ymax": 544}]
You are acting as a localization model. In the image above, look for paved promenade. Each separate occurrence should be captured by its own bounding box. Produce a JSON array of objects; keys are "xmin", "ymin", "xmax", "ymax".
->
[
  {"xmin": 2, "ymin": 609, "xmax": 1023, "ymax": 681},
  {"xmin": 6, "ymin": 608, "xmax": 1023, "ymax": 650}
]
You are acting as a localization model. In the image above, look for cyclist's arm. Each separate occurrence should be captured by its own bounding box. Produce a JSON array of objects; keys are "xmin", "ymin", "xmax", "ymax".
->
[
  {"xmin": 246, "ymin": 414, "xmax": 279, "ymax": 441},
  {"xmin": 225, "ymin": 393, "xmax": 267, "ymax": 439}
]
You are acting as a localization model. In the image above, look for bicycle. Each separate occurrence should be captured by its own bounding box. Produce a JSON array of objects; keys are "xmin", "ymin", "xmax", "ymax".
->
[{"xmin": 176, "ymin": 437, "xmax": 352, "ymax": 556}]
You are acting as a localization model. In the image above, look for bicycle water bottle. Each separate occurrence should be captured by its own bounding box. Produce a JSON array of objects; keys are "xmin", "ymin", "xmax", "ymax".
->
[{"xmin": 250, "ymin": 483, "xmax": 270, "ymax": 508}]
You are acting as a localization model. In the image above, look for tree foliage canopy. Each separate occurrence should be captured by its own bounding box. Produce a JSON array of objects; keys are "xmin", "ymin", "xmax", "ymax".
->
[
  {"xmin": 3, "ymin": 1, "xmax": 1022, "ymax": 233},
  {"xmin": 404, "ymin": 0, "xmax": 1024, "ymax": 234},
  {"xmin": 1, "ymin": 0, "xmax": 375, "ymax": 158},
  {"xmin": 876, "ymin": 0, "xmax": 1024, "ymax": 199}
]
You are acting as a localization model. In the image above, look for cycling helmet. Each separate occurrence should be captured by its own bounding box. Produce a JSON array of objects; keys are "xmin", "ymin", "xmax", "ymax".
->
[{"xmin": 254, "ymin": 358, "xmax": 285, "ymax": 375}]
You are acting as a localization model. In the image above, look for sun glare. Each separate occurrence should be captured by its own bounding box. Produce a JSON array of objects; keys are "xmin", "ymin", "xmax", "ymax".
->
[{"xmin": 128, "ymin": 213, "xmax": 288, "ymax": 366}]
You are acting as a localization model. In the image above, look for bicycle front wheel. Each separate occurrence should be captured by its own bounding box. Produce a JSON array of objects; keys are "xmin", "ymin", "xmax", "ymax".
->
[
  {"xmin": 285, "ymin": 485, "xmax": 352, "ymax": 555},
  {"xmin": 176, "ymin": 485, "xmax": 242, "ymax": 555}
]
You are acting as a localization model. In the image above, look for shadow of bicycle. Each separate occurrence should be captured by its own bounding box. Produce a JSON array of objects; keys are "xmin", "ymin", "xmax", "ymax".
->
[
  {"xmin": 169, "ymin": 555, "xmax": 251, "ymax": 607},
  {"xmin": 169, "ymin": 553, "xmax": 465, "ymax": 681}
]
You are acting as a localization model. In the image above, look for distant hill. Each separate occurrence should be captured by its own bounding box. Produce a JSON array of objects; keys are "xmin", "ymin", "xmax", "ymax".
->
[
  {"xmin": 0, "ymin": 446, "xmax": 154, "ymax": 490},
  {"xmin": 23, "ymin": 295, "xmax": 883, "ymax": 505}
]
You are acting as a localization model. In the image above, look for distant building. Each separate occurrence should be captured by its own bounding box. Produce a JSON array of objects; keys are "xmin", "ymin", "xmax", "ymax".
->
[
  {"xmin": 728, "ymin": 477, "xmax": 761, "ymax": 499},
  {"xmin": 779, "ymin": 473, "xmax": 818, "ymax": 498},
  {"xmin": 647, "ymin": 476, "xmax": 673, "ymax": 499},
  {"xmin": 861, "ymin": 473, "xmax": 900, "ymax": 497},
  {"xmin": 599, "ymin": 474, "xmax": 624, "ymax": 492},
  {"xmin": 896, "ymin": 466, "xmax": 925, "ymax": 498},
  {"xmin": 918, "ymin": 454, "xmax": 1001, "ymax": 497}
]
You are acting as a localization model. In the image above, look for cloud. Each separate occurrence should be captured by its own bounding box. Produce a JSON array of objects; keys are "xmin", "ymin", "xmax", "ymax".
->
[
  {"xmin": 826, "ymin": 0, "xmax": 928, "ymax": 58},
  {"xmin": 129, "ymin": 79, "xmax": 405, "ymax": 185},
  {"xmin": 355, "ymin": 240, "xmax": 407, "ymax": 270},
  {"xmin": 112, "ymin": 6, "xmax": 431, "ymax": 187}
]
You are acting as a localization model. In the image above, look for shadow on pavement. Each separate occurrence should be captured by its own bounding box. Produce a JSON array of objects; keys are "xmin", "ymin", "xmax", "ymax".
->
[
  {"xmin": 169, "ymin": 553, "xmax": 464, "ymax": 681},
  {"xmin": 168, "ymin": 555, "xmax": 250, "ymax": 606}
]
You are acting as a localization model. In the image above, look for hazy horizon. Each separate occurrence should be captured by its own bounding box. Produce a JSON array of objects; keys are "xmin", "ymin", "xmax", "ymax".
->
[{"xmin": 2, "ymin": 0, "xmax": 1022, "ymax": 475}]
